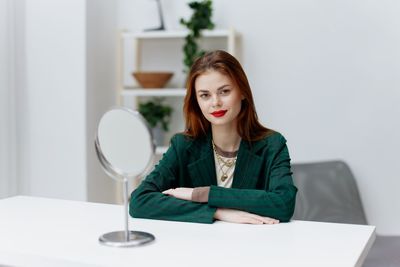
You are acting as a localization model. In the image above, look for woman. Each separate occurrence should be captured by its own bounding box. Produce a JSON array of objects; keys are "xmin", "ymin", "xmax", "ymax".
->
[{"xmin": 130, "ymin": 50, "xmax": 297, "ymax": 224}]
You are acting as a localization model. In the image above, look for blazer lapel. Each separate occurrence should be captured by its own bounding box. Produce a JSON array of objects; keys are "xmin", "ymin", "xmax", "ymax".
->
[
  {"xmin": 232, "ymin": 139, "xmax": 265, "ymax": 189},
  {"xmin": 187, "ymin": 134, "xmax": 217, "ymax": 187}
]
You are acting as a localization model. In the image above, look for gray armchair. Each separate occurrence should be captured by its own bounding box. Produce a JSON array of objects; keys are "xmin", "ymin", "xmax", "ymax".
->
[{"xmin": 291, "ymin": 160, "xmax": 400, "ymax": 267}]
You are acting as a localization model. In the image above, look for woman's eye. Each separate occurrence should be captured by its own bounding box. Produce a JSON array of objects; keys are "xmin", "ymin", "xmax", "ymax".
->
[
  {"xmin": 199, "ymin": 93, "xmax": 210, "ymax": 99},
  {"xmin": 220, "ymin": 89, "xmax": 230, "ymax": 95}
]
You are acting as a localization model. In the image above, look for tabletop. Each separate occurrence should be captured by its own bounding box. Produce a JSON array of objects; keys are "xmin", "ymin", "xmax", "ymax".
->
[{"xmin": 0, "ymin": 196, "xmax": 375, "ymax": 267}]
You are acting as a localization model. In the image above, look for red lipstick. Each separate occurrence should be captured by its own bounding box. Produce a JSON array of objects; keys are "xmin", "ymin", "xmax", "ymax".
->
[{"xmin": 211, "ymin": 110, "xmax": 227, "ymax": 117}]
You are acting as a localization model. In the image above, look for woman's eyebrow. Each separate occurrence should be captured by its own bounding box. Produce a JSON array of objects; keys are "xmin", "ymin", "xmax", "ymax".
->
[
  {"xmin": 216, "ymin": 84, "xmax": 230, "ymax": 91},
  {"xmin": 197, "ymin": 85, "xmax": 230, "ymax": 93}
]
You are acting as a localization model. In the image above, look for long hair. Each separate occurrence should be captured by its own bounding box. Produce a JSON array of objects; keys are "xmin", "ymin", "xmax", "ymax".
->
[{"xmin": 183, "ymin": 50, "xmax": 273, "ymax": 141}]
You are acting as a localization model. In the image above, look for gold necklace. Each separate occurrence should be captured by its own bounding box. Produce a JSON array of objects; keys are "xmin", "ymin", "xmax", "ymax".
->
[{"xmin": 212, "ymin": 140, "xmax": 237, "ymax": 182}]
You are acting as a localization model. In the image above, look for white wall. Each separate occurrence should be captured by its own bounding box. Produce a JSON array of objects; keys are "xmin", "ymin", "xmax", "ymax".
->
[
  {"xmin": 86, "ymin": 0, "xmax": 118, "ymax": 203},
  {"xmin": 20, "ymin": 0, "xmax": 87, "ymax": 200},
  {"xmin": 228, "ymin": 0, "xmax": 400, "ymax": 236},
  {"xmin": 15, "ymin": 0, "xmax": 118, "ymax": 203},
  {"xmin": 0, "ymin": 0, "xmax": 17, "ymax": 198},
  {"xmin": 119, "ymin": 0, "xmax": 400, "ymax": 235}
]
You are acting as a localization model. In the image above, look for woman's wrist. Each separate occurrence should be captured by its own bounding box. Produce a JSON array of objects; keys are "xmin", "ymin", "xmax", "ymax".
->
[{"xmin": 191, "ymin": 186, "xmax": 210, "ymax": 203}]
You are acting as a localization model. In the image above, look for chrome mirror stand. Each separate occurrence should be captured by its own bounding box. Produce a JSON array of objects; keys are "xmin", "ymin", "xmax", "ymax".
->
[{"xmin": 98, "ymin": 178, "xmax": 155, "ymax": 247}]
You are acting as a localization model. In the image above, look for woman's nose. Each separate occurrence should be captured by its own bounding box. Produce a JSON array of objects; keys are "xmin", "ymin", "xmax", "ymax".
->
[{"xmin": 212, "ymin": 95, "xmax": 222, "ymax": 107}]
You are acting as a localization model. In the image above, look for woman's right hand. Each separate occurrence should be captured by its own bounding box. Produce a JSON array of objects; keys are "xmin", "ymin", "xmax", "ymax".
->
[{"xmin": 214, "ymin": 208, "xmax": 279, "ymax": 225}]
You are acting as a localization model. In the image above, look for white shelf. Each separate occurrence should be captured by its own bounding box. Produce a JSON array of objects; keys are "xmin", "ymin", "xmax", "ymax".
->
[
  {"xmin": 122, "ymin": 29, "xmax": 234, "ymax": 39},
  {"xmin": 121, "ymin": 88, "xmax": 186, "ymax": 97},
  {"xmin": 156, "ymin": 146, "xmax": 168, "ymax": 154}
]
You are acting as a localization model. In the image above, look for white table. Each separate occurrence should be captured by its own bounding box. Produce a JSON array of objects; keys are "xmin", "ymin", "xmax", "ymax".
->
[{"xmin": 0, "ymin": 196, "xmax": 375, "ymax": 267}]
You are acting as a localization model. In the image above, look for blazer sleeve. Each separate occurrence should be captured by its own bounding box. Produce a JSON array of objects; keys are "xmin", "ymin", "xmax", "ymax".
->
[
  {"xmin": 129, "ymin": 135, "xmax": 217, "ymax": 224},
  {"xmin": 208, "ymin": 135, "xmax": 298, "ymax": 222}
]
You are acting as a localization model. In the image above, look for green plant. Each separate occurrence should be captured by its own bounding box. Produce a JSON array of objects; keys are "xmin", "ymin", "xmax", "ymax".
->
[
  {"xmin": 180, "ymin": 0, "xmax": 215, "ymax": 73},
  {"xmin": 138, "ymin": 98, "xmax": 173, "ymax": 131}
]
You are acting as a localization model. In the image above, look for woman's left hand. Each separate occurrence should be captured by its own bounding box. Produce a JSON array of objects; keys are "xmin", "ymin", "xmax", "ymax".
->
[{"xmin": 162, "ymin": 187, "xmax": 194, "ymax": 201}]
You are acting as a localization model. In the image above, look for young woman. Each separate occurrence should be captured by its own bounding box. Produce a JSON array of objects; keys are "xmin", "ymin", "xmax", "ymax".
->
[{"xmin": 130, "ymin": 50, "xmax": 297, "ymax": 224}]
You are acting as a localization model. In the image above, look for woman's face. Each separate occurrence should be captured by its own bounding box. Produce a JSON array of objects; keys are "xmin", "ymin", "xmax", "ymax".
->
[{"xmin": 194, "ymin": 70, "xmax": 244, "ymax": 128}]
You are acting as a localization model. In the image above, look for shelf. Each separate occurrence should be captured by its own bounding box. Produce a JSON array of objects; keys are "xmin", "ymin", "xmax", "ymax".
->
[
  {"xmin": 156, "ymin": 146, "xmax": 168, "ymax": 154},
  {"xmin": 121, "ymin": 88, "xmax": 186, "ymax": 97},
  {"xmin": 122, "ymin": 29, "xmax": 234, "ymax": 39}
]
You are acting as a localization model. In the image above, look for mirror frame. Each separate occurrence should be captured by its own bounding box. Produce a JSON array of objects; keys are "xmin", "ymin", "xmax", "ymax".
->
[{"xmin": 94, "ymin": 106, "xmax": 156, "ymax": 181}]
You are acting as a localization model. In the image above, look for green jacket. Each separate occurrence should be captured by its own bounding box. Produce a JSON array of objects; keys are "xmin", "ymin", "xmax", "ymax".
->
[{"xmin": 130, "ymin": 131, "xmax": 297, "ymax": 224}]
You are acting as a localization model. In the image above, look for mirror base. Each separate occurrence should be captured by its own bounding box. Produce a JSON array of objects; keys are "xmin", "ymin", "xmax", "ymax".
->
[{"xmin": 99, "ymin": 231, "xmax": 155, "ymax": 247}]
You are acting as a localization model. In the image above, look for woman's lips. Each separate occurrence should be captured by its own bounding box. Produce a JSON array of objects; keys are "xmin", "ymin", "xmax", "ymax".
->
[{"xmin": 211, "ymin": 110, "xmax": 227, "ymax": 117}]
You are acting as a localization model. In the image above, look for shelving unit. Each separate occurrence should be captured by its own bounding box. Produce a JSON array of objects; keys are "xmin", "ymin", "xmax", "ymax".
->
[
  {"xmin": 122, "ymin": 29, "xmax": 235, "ymax": 39},
  {"xmin": 117, "ymin": 28, "xmax": 238, "ymax": 154},
  {"xmin": 121, "ymin": 88, "xmax": 186, "ymax": 97}
]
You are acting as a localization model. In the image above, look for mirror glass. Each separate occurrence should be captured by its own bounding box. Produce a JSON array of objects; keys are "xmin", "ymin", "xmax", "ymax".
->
[{"xmin": 96, "ymin": 107, "xmax": 154, "ymax": 180}]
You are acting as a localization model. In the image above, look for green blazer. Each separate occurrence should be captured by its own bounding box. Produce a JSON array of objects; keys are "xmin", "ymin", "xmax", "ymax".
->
[{"xmin": 130, "ymin": 131, "xmax": 297, "ymax": 224}]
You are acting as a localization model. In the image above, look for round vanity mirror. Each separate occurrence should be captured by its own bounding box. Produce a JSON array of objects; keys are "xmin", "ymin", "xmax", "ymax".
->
[{"xmin": 95, "ymin": 107, "xmax": 155, "ymax": 247}]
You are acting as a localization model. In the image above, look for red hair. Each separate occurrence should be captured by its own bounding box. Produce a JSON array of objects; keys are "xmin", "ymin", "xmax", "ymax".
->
[{"xmin": 183, "ymin": 50, "xmax": 273, "ymax": 141}]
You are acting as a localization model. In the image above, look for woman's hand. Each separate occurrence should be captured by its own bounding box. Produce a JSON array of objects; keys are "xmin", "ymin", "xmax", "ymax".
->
[
  {"xmin": 162, "ymin": 187, "xmax": 194, "ymax": 201},
  {"xmin": 214, "ymin": 208, "xmax": 279, "ymax": 225}
]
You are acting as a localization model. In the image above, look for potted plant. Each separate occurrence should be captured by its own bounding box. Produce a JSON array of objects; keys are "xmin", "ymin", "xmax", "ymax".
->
[
  {"xmin": 180, "ymin": 0, "xmax": 215, "ymax": 73},
  {"xmin": 138, "ymin": 97, "xmax": 173, "ymax": 146}
]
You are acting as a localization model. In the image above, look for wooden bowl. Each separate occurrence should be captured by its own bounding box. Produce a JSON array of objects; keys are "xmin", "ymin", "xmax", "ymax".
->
[{"xmin": 132, "ymin": 72, "xmax": 173, "ymax": 88}]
